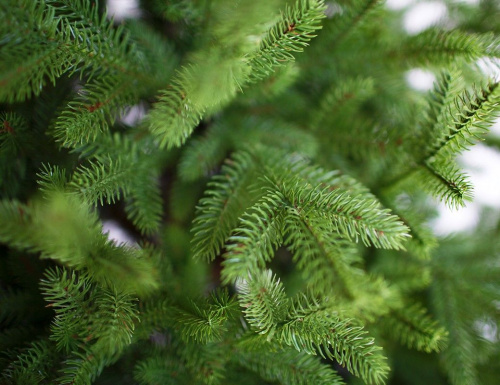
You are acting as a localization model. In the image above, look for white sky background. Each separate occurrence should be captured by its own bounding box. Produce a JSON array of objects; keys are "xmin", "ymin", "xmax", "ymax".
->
[{"xmin": 104, "ymin": 0, "xmax": 500, "ymax": 242}]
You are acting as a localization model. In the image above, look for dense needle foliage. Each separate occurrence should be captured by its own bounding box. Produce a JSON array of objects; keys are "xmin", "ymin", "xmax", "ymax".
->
[{"xmin": 1, "ymin": 1, "xmax": 500, "ymax": 384}]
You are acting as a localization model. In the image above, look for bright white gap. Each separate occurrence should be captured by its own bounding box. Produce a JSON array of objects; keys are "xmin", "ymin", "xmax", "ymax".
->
[
  {"xmin": 431, "ymin": 201, "xmax": 480, "ymax": 235},
  {"xmin": 107, "ymin": 0, "xmax": 141, "ymax": 21},
  {"xmin": 431, "ymin": 144, "xmax": 500, "ymax": 235},
  {"xmin": 490, "ymin": 118, "xmax": 500, "ymax": 137},
  {"xmin": 404, "ymin": 2, "xmax": 448, "ymax": 35},
  {"xmin": 102, "ymin": 219, "xmax": 136, "ymax": 246},
  {"xmin": 386, "ymin": 0, "xmax": 415, "ymax": 11},
  {"xmin": 477, "ymin": 58, "xmax": 500, "ymax": 80},
  {"xmin": 406, "ymin": 69, "xmax": 436, "ymax": 91},
  {"xmin": 325, "ymin": 3, "xmax": 343, "ymax": 18},
  {"xmin": 461, "ymin": 144, "xmax": 500, "ymax": 208},
  {"xmin": 121, "ymin": 104, "xmax": 146, "ymax": 126},
  {"xmin": 474, "ymin": 319, "xmax": 498, "ymax": 343}
]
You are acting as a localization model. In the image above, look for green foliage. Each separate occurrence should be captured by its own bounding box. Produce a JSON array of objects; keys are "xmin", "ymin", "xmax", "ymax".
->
[
  {"xmin": 319, "ymin": 0, "xmax": 383, "ymax": 49},
  {"xmin": 1, "ymin": 0, "xmax": 500, "ymax": 384},
  {"xmin": 239, "ymin": 349, "xmax": 345, "ymax": 385},
  {"xmin": 191, "ymin": 151, "xmax": 262, "ymax": 262},
  {"xmin": 279, "ymin": 295, "xmax": 389, "ymax": 385},
  {"xmin": 1, "ymin": 340, "xmax": 57, "ymax": 385},
  {"xmin": 381, "ymin": 74, "xmax": 500, "ymax": 208},
  {"xmin": 246, "ymin": 0, "xmax": 326, "ymax": 80},
  {"xmin": 430, "ymin": 230, "xmax": 500, "ymax": 385},
  {"xmin": 0, "ymin": 192, "xmax": 158, "ymax": 296},
  {"xmin": 238, "ymin": 270, "xmax": 289, "ymax": 336},
  {"xmin": 400, "ymin": 29, "xmax": 500, "ymax": 67},
  {"xmin": 379, "ymin": 301, "xmax": 448, "ymax": 353},
  {"xmin": 148, "ymin": 0, "xmax": 326, "ymax": 149},
  {"xmin": 172, "ymin": 290, "xmax": 239, "ymax": 343}
]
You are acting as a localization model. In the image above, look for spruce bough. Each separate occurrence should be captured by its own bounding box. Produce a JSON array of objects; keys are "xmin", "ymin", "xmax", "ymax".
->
[{"xmin": 1, "ymin": 1, "xmax": 499, "ymax": 384}]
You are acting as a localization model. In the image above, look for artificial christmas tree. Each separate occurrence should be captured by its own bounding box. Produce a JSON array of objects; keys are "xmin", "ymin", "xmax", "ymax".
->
[{"xmin": 1, "ymin": 0, "xmax": 499, "ymax": 384}]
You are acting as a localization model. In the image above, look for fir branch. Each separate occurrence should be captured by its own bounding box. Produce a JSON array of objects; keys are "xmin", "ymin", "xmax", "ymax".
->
[
  {"xmin": 149, "ymin": 0, "xmax": 206, "ymax": 23},
  {"xmin": 260, "ymin": 149, "xmax": 386, "ymax": 208},
  {"xmin": 68, "ymin": 134, "xmax": 165, "ymax": 233},
  {"xmin": 239, "ymin": 349, "xmax": 345, "ymax": 385},
  {"xmin": 283, "ymin": 210, "xmax": 361, "ymax": 298},
  {"xmin": 305, "ymin": 168, "xmax": 374, "ymax": 199},
  {"xmin": 0, "ymin": 1, "xmax": 66, "ymax": 102},
  {"xmin": 221, "ymin": 193, "xmax": 287, "ymax": 283},
  {"xmin": 415, "ymin": 161, "xmax": 473, "ymax": 209},
  {"xmin": 125, "ymin": 171, "xmax": 163, "ymax": 235},
  {"xmin": 400, "ymin": 28, "xmax": 500, "ymax": 66},
  {"xmin": 238, "ymin": 270, "xmax": 289, "ymax": 337},
  {"xmin": 278, "ymin": 297, "xmax": 389, "ymax": 385},
  {"xmin": 0, "ymin": 112, "xmax": 30, "ymax": 155},
  {"xmin": 137, "ymin": 290, "xmax": 239, "ymax": 344},
  {"xmin": 166, "ymin": 290, "xmax": 239, "ymax": 344},
  {"xmin": 272, "ymin": 175, "xmax": 410, "ymax": 249},
  {"xmin": 408, "ymin": 70, "xmax": 463, "ymax": 161},
  {"xmin": 178, "ymin": 124, "xmax": 227, "ymax": 182},
  {"xmin": 53, "ymin": 75, "xmax": 139, "ymax": 148},
  {"xmin": 1, "ymin": 193, "xmax": 158, "ymax": 296},
  {"xmin": 229, "ymin": 118, "xmax": 319, "ymax": 158},
  {"xmin": 42, "ymin": 267, "xmax": 139, "ymax": 385},
  {"xmin": 1, "ymin": 340, "xmax": 57, "ymax": 385},
  {"xmin": 312, "ymin": 76, "xmax": 375, "ymax": 130},
  {"xmin": 381, "ymin": 79, "xmax": 499, "ymax": 208},
  {"xmin": 47, "ymin": 14, "xmax": 175, "ymax": 149},
  {"xmin": 432, "ymin": 279, "xmax": 479, "ymax": 385},
  {"xmin": 40, "ymin": 267, "xmax": 96, "ymax": 353},
  {"xmin": 90, "ymin": 290, "xmax": 139, "ymax": 358},
  {"xmin": 179, "ymin": 119, "xmax": 318, "ymax": 182},
  {"xmin": 430, "ymin": 233, "xmax": 500, "ymax": 385},
  {"xmin": 71, "ymin": 133, "xmax": 164, "ymax": 233},
  {"xmin": 178, "ymin": 339, "xmax": 229, "ymax": 385},
  {"xmin": 69, "ymin": 156, "xmax": 133, "ymax": 205},
  {"xmin": 0, "ymin": 0, "xmax": 147, "ymax": 103},
  {"xmin": 47, "ymin": 0, "xmax": 150, "ymax": 81},
  {"xmin": 398, "ymin": 219, "xmax": 438, "ymax": 261},
  {"xmin": 370, "ymin": 251, "xmax": 432, "ymax": 293},
  {"xmin": 245, "ymin": 0, "xmax": 327, "ymax": 80},
  {"xmin": 2, "ymin": 1, "xmax": 499, "ymax": 384},
  {"xmin": 147, "ymin": 78, "xmax": 204, "ymax": 149},
  {"xmin": 323, "ymin": 0, "xmax": 383, "ymax": 48},
  {"xmin": 125, "ymin": 19, "xmax": 179, "ymax": 90},
  {"xmin": 148, "ymin": 0, "xmax": 326, "ymax": 148},
  {"xmin": 0, "ymin": 200, "xmax": 34, "ymax": 251},
  {"xmin": 134, "ymin": 354, "xmax": 191, "ymax": 385},
  {"xmin": 191, "ymin": 152, "xmax": 262, "ymax": 262},
  {"xmin": 381, "ymin": 302, "xmax": 448, "ymax": 353},
  {"xmin": 83, "ymin": 241, "xmax": 159, "ymax": 297},
  {"xmin": 427, "ymin": 81, "xmax": 500, "ymax": 161},
  {"xmin": 37, "ymin": 164, "xmax": 70, "ymax": 195}
]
